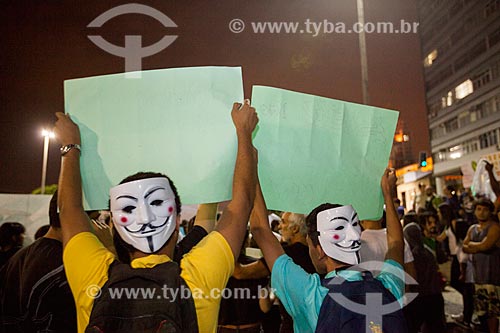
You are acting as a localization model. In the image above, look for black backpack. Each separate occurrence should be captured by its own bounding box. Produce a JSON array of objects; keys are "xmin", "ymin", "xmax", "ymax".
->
[
  {"xmin": 315, "ymin": 271, "xmax": 407, "ymax": 333},
  {"xmin": 86, "ymin": 260, "xmax": 198, "ymax": 333}
]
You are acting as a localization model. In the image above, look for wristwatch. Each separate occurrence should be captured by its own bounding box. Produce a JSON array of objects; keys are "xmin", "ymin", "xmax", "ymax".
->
[{"xmin": 60, "ymin": 144, "xmax": 81, "ymax": 156}]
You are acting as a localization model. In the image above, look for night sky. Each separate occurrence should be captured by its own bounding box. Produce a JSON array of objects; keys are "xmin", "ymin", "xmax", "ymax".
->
[{"xmin": 0, "ymin": 0, "xmax": 429, "ymax": 193}]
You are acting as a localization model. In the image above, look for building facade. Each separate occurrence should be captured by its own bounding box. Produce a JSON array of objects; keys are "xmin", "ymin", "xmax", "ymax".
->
[{"xmin": 417, "ymin": 0, "xmax": 500, "ymax": 194}]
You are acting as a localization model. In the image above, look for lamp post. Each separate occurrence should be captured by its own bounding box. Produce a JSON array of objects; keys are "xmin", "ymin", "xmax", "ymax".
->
[
  {"xmin": 356, "ymin": 0, "xmax": 370, "ymax": 105},
  {"xmin": 41, "ymin": 129, "xmax": 55, "ymax": 194}
]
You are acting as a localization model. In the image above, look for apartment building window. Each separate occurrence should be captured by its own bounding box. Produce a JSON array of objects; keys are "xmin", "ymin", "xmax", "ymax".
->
[
  {"xmin": 464, "ymin": 139, "xmax": 479, "ymax": 154},
  {"xmin": 455, "ymin": 79, "xmax": 474, "ymax": 99},
  {"xmin": 424, "ymin": 49, "xmax": 438, "ymax": 67},
  {"xmin": 472, "ymin": 69, "xmax": 492, "ymax": 90},
  {"xmin": 485, "ymin": 0, "xmax": 500, "ymax": 17},
  {"xmin": 469, "ymin": 41, "xmax": 487, "ymax": 60},
  {"xmin": 429, "ymin": 101, "xmax": 442, "ymax": 117},
  {"xmin": 445, "ymin": 117, "xmax": 458, "ymax": 132},
  {"xmin": 479, "ymin": 130, "xmax": 498, "ymax": 149},
  {"xmin": 489, "ymin": 27, "xmax": 500, "ymax": 47},
  {"xmin": 447, "ymin": 91, "xmax": 454, "ymax": 106},
  {"xmin": 458, "ymin": 111, "xmax": 471, "ymax": 128},
  {"xmin": 449, "ymin": 145, "xmax": 463, "ymax": 159},
  {"xmin": 431, "ymin": 126, "xmax": 445, "ymax": 140}
]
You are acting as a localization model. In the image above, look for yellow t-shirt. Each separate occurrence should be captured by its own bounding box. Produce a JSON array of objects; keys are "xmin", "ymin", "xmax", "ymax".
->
[{"xmin": 63, "ymin": 231, "xmax": 234, "ymax": 333}]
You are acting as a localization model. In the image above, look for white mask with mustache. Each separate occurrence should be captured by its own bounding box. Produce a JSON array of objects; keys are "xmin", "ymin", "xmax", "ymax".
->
[
  {"xmin": 110, "ymin": 177, "xmax": 177, "ymax": 253},
  {"xmin": 317, "ymin": 205, "xmax": 361, "ymax": 265}
]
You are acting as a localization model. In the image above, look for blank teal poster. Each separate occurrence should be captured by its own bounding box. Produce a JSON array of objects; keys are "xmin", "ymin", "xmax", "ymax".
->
[
  {"xmin": 64, "ymin": 66, "xmax": 243, "ymax": 210},
  {"xmin": 252, "ymin": 86, "xmax": 399, "ymax": 220}
]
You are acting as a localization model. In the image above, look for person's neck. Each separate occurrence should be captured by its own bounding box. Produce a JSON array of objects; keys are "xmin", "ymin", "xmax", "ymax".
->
[
  {"xmin": 478, "ymin": 219, "xmax": 492, "ymax": 227},
  {"xmin": 44, "ymin": 227, "xmax": 63, "ymax": 242},
  {"xmin": 130, "ymin": 232, "xmax": 177, "ymax": 262},
  {"xmin": 290, "ymin": 234, "xmax": 307, "ymax": 246},
  {"xmin": 325, "ymin": 257, "xmax": 351, "ymax": 274}
]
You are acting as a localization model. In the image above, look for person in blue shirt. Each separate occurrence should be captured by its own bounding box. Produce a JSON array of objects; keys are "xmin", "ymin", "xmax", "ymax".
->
[{"xmin": 249, "ymin": 168, "xmax": 406, "ymax": 333}]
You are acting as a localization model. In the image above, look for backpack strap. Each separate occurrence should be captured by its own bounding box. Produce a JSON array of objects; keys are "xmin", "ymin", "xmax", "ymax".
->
[{"xmin": 316, "ymin": 270, "xmax": 407, "ymax": 333}]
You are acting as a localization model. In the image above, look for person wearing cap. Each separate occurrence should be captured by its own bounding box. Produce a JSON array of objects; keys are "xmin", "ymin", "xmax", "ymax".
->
[
  {"xmin": 54, "ymin": 100, "xmax": 259, "ymax": 333},
  {"xmin": 463, "ymin": 198, "xmax": 500, "ymax": 333},
  {"xmin": 249, "ymin": 168, "xmax": 407, "ymax": 332}
]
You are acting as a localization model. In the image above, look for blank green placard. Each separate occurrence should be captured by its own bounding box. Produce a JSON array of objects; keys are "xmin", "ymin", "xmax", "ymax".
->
[
  {"xmin": 64, "ymin": 66, "xmax": 243, "ymax": 210},
  {"xmin": 252, "ymin": 86, "xmax": 399, "ymax": 220}
]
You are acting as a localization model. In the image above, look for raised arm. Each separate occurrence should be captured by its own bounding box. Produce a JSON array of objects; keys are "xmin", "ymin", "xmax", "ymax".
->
[
  {"xmin": 485, "ymin": 161, "xmax": 500, "ymax": 199},
  {"xmin": 249, "ymin": 181, "xmax": 285, "ymax": 271},
  {"xmin": 215, "ymin": 101, "xmax": 258, "ymax": 260},
  {"xmin": 382, "ymin": 168, "xmax": 404, "ymax": 266},
  {"xmin": 54, "ymin": 112, "xmax": 92, "ymax": 247}
]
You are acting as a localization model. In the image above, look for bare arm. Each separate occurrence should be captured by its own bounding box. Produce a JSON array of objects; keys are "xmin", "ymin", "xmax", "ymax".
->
[
  {"xmin": 435, "ymin": 229, "xmax": 447, "ymax": 242},
  {"xmin": 383, "ymin": 168, "xmax": 404, "ymax": 266},
  {"xmin": 54, "ymin": 112, "xmax": 92, "ymax": 248},
  {"xmin": 215, "ymin": 101, "xmax": 258, "ymax": 260},
  {"xmin": 258, "ymin": 285, "xmax": 275, "ymax": 313},
  {"xmin": 233, "ymin": 259, "xmax": 270, "ymax": 279},
  {"xmin": 193, "ymin": 203, "xmax": 217, "ymax": 233},
  {"xmin": 462, "ymin": 226, "xmax": 473, "ymax": 253},
  {"xmin": 249, "ymin": 181, "xmax": 285, "ymax": 271},
  {"xmin": 485, "ymin": 161, "xmax": 500, "ymax": 198},
  {"xmin": 464, "ymin": 223, "xmax": 500, "ymax": 253}
]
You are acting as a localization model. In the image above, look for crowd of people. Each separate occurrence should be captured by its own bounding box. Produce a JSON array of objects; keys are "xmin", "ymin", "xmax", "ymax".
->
[{"xmin": 0, "ymin": 102, "xmax": 499, "ymax": 333}]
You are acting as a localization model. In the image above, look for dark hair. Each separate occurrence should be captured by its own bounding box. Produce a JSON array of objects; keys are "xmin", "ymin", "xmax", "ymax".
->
[
  {"xmin": 113, "ymin": 171, "xmax": 181, "ymax": 263},
  {"xmin": 118, "ymin": 172, "xmax": 181, "ymax": 214},
  {"xmin": 403, "ymin": 211, "xmax": 418, "ymax": 227},
  {"xmin": 34, "ymin": 225, "xmax": 50, "ymax": 240},
  {"xmin": 113, "ymin": 231, "xmax": 136, "ymax": 264},
  {"xmin": 438, "ymin": 202, "xmax": 455, "ymax": 227},
  {"xmin": 306, "ymin": 203, "xmax": 342, "ymax": 247},
  {"xmin": 474, "ymin": 198, "xmax": 494, "ymax": 212},
  {"xmin": 417, "ymin": 211, "xmax": 438, "ymax": 229},
  {"xmin": 49, "ymin": 191, "xmax": 61, "ymax": 228},
  {"xmin": 0, "ymin": 222, "xmax": 26, "ymax": 248}
]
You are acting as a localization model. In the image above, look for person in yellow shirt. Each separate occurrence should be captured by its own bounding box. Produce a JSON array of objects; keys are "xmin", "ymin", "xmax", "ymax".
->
[{"xmin": 54, "ymin": 100, "xmax": 258, "ymax": 333}]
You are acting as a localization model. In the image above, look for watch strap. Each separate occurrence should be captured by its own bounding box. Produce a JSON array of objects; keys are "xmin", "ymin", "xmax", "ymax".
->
[{"xmin": 60, "ymin": 144, "xmax": 81, "ymax": 156}]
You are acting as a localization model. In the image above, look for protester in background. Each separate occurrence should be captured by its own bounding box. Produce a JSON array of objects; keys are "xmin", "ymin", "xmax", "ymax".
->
[
  {"xmin": 425, "ymin": 186, "xmax": 443, "ymax": 215},
  {"xmin": 460, "ymin": 188, "xmax": 475, "ymax": 224},
  {"xmin": 418, "ymin": 212, "xmax": 448, "ymax": 265},
  {"xmin": 463, "ymin": 198, "xmax": 500, "ymax": 333},
  {"xmin": 360, "ymin": 211, "xmax": 416, "ymax": 282},
  {"xmin": 415, "ymin": 183, "xmax": 428, "ymax": 213},
  {"xmin": 403, "ymin": 222, "xmax": 446, "ymax": 333},
  {"xmin": 454, "ymin": 217, "xmax": 474, "ymax": 327},
  {"xmin": 0, "ymin": 192, "xmax": 77, "ymax": 332},
  {"xmin": 218, "ymin": 231, "xmax": 269, "ymax": 333},
  {"xmin": 436, "ymin": 203, "xmax": 463, "ymax": 294},
  {"xmin": 0, "ymin": 222, "xmax": 25, "ymax": 269},
  {"xmin": 443, "ymin": 185, "xmax": 461, "ymax": 216},
  {"xmin": 233, "ymin": 212, "xmax": 316, "ymax": 333}
]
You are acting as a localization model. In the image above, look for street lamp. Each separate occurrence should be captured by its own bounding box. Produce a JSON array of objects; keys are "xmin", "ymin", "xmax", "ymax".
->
[{"xmin": 41, "ymin": 129, "xmax": 55, "ymax": 194}]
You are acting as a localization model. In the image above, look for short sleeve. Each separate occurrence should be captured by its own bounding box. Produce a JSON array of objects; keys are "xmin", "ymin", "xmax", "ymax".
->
[
  {"xmin": 376, "ymin": 259, "xmax": 406, "ymax": 304},
  {"xmin": 63, "ymin": 232, "xmax": 115, "ymax": 332},
  {"xmin": 180, "ymin": 231, "xmax": 234, "ymax": 333},
  {"xmin": 403, "ymin": 239, "xmax": 414, "ymax": 263},
  {"xmin": 271, "ymin": 254, "xmax": 326, "ymax": 332}
]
